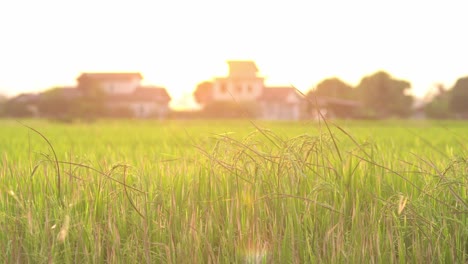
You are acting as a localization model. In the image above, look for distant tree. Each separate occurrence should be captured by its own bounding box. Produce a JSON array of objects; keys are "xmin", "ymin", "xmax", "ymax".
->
[
  {"xmin": 449, "ymin": 76, "xmax": 468, "ymax": 116},
  {"xmin": 72, "ymin": 81, "xmax": 107, "ymax": 120},
  {"xmin": 305, "ymin": 78, "xmax": 360, "ymax": 119},
  {"xmin": 0, "ymin": 94, "xmax": 6, "ymax": 116},
  {"xmin": 39, "ymin": 83, "xmax": 107, "ymax": 121},
  {"xmin": 193, "ymin": 81, "xmax": 213, "ymax": 105},
  {"xmin": 356, "ymin": 71, "xmax": 413, "ymax": 118},
  {"xmin": 38, "ymin": 88, "xmax": 73, "ymax": 117},
  {"xmin": 307, "ymin": 77, "xmax": 354, "ymax": 99},
  {"xmin": 424, "ymin": 83, "xmax": 452, "ymax": 119},
  {"xmin": 4, "ymin": 100, "xmax": 36, "ymax": 117}
]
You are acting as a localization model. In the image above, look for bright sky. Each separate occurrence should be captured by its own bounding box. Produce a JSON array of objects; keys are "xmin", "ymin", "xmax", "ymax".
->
[{"xmin": 1, "ymin": 1, "xmax": 467, "ymax": 109}]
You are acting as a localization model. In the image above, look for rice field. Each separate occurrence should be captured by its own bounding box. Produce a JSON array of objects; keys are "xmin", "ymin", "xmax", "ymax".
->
[{"xmin": 0, "ymin": 119, "xmax": 467, "ymax": 263}]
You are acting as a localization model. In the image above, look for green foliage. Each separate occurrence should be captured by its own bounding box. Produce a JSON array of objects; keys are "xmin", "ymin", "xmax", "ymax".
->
[
  {"xmin": 4, "ymin": 100, "xmax": 36, "ymax": 117},
  {"xmin": 71, "ymin": 98, "xmax": 106, "ymax": 121},
  {"xmin": 38, "ymin": 85, "xmax": 110, "ymax": 121},
  {"xmin": 74, "ymin": 82, "xmax": 107, "ymax": 120},
  {"xmin": 38, "ymin": 88, "xmax": 74, "ymax": 118},
  {"xmin": 193, "ymin": 81, "xmax": 213, "ymax": 105},
  {"xmin": 0, "ymin": 95, "xmax": 6, "ymax": 116},
  {"xmin": 356, "ymin": 71, "xmax": 413, "ymax": 118},
  {"xmin": 425, "ymin": 94, "xmax": 453, "ymax": 119},
  {"xmin": 449, "ymin": 76, "xmax": 468, "ymax": 116},
  {"xmin": 308, "ymin": 77, "xmax": 354, "ymax": 99}
]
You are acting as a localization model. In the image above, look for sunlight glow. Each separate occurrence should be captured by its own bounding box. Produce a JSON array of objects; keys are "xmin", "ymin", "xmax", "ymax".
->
[{"xmin": 1, "ymin": 0, "xmax": 467, "ymax": 109}]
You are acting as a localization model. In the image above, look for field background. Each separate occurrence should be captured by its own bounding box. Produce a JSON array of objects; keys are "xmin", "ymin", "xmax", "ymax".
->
[{"xmin": 1, "ymin": 119, "xmax": 467, "ymax": 263}]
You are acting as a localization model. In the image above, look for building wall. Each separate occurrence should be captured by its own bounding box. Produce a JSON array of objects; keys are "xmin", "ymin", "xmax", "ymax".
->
[
  {"xmin": 107, "ymin": 101, "xmax": 170, "ymax": 118},
  {"xmin": 212, "ymin": 77, "xmax": 264, "ymax": 101},
  {"xmin": 260, "ymin": 91, "xmax": 303, "ymax": 120},
  {"xmin": 99, "ymin": 78, "xmax": 141, "ymax": 94},
  {"xmin": 261, "ymin": 102, "xmax": 301, "ymax": 120},
  {"xmin": 129, "ymin": 102, "xmax": 169, "ymax": 118}
]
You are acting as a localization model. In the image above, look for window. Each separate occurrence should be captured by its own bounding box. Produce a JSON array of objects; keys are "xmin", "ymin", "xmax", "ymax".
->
[
  {"xmin": 220, "ymin": 84, "xmax": 227, "ymax": 93},
  {"xmin": 246, "ymin": 85, "xmax": 252, "ymax": 93},
  {"xmin": 236, "ymin": 85, "xmax": 242, "ymax": 93}
]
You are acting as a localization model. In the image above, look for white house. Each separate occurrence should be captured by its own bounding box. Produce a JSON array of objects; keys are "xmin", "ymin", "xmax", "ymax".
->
[
  {"xmin": 207, "ymin": 61, "xmax": 305, "ymax": 120},
  {"xmin": 76, "ymin": 72, "xmax": 171, "ymax": 118},
  {"xmin": 212, "ymin": 61, "xmax": 265, "ymax": 102},
  {"xmin": 77, "ymin": 73, "xmax": 143, "ymax": 95}
]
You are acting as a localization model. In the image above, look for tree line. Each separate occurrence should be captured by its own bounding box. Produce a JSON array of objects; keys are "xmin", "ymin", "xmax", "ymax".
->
[
  {"xmin": 0, "ymin": 86, "xmax": 132, "ymax": 121},
  {"xmin": 194, "ymin": 70, "xmax": 468, "ymax": 119},
  {"xmin": 1, "ymin": 70, "xmax": 468, "ymax": 119},
  {"xmin": 308, "ymin": 71, "xmax": 468, "ymax": 119}
]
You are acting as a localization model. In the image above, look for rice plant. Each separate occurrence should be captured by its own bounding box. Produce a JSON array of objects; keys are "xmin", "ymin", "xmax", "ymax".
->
[{"xmin": 0, "ymin": 119, "xmax": 466, "ymax": 263}]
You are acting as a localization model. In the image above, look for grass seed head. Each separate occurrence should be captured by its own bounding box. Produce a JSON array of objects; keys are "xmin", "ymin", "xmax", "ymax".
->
[
  {"xmin": 398, "ymin": 195, "xmax": 408, "ymax": 215},
  {"xmin": 57, "ymin": 215, "xmax": 70, "ymax": 243}
]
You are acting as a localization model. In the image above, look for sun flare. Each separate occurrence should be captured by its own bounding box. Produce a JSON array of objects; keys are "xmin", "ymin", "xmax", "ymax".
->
[{"xmin": 1, "ymin": 0, "xmax": 468, "ymax": 109}]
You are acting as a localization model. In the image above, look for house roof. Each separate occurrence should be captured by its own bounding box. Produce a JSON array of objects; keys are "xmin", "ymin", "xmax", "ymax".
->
[
  {"xmin": 37, "ymin": 85, "xmax": 171, "ymax": 103},
  {"xmin": 258, "ymin": 87, "xmax": 302, "ymax": 102},
  {"xmin": 227, "ymin": 61, "xmax": 258, "ymax": 77},
  {"xmin": 108, "ymin": 86, "xmax": 171, "ymax": 103},
  {"xmin": 77, "ymin": 72, "xmax": 143, "ymax": 81},
  {"xmin": 134, "ymin": 86, "xmax": 171, "ymax": 102}
]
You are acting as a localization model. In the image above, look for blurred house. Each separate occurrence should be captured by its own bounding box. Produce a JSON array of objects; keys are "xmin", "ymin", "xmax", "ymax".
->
[
  {"xmin": 206, "ymin": 61, "xmax": 305, "ymax": 120},
  {"xmin": 5, "ymin": 93, "xmax": 41, "ymax": 117},
  {"xmin": 212, "ymin": 61, "xmax": 265, "ymax": 102},
  {"xmin": 259, "ymin": 87, "xmax": 303, "ymax": 120},
  {"xmin": 307, "ymin": 96, "xmax": 362, "ymax": 119},
  {"xmin": 6, "ymin": 73, "xmax": 171, "ymax": 119},
  {"xmin": 76, "ymin": 73, "xmax": 171, "ymax": 118}
]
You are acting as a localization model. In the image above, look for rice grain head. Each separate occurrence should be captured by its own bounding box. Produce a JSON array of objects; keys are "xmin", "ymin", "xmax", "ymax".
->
[{"xmin": 57, "ymin": 215, "xmax": 70, "ymax": 243}]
